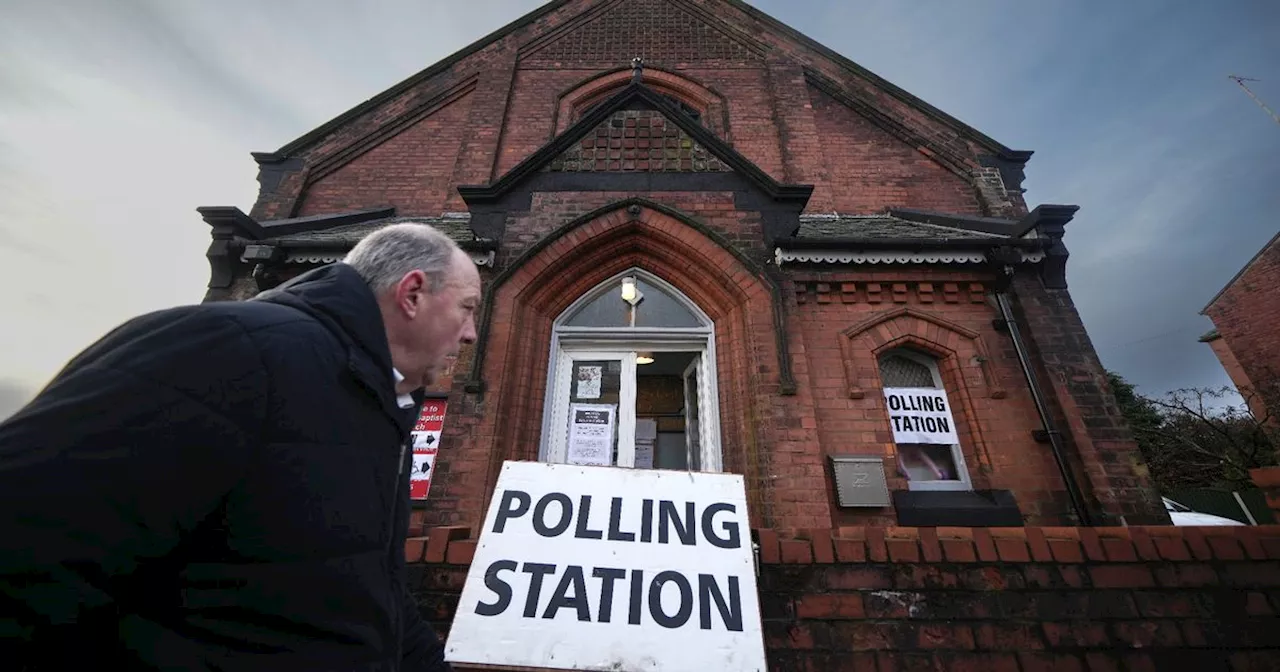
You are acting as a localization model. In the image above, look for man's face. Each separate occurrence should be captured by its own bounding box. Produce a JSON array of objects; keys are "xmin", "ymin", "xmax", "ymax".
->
[{"xmin": 400, "ymin": 250, "xmax": 481, "ymax": 388}]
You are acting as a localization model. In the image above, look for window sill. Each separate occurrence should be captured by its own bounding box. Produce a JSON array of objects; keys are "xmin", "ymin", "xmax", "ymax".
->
[
  {"xmin": 905, "ymin": 481, "xmax": 971, "ymax": 492},
  {"xmin": 892, "ymin": 489, "xmax": 1023, "ymax": 527}
]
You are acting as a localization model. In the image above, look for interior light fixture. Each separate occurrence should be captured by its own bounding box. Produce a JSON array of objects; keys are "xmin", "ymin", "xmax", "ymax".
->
[
  {"xmin": 620, "ymin": 276, "xmax": 643, "ymax": 306},
  {"xmin": 636, "ymin": 352, "xmax": 655, "ymax": 365}
]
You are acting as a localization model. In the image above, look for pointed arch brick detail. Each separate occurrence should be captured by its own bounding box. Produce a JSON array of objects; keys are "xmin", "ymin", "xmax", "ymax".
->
[
  {"xmin": 552, "ymin": 67, "xmax": 731, "ymax": 138},
  {"xmin": 840, "ymin": 307, "xmax": 1003, "ymax": 401},
  {"xmin": 451, "ymin": 199, "xmax": 797, "ymax": 528},
  {"xmin": 839, "ymin": 307, "xmax": 1007, "ymax": 482},
  {"xmin": 465, "ymin": 197, "xmax": 794, "ymax": 396}
]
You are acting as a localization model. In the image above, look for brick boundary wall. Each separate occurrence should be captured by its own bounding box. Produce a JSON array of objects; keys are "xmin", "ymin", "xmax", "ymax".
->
[{"xmin": 407, "ymin": 522, "xmax": 1280, "ymax": 671}]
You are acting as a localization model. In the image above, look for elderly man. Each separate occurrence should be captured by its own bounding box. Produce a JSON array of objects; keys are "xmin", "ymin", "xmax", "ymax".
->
[{"xmin": 0, "ymin": 223, "xmax": 478, "ymax": 671}]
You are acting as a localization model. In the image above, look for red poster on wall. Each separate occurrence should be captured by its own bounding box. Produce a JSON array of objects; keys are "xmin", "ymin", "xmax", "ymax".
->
[{"xmin": 410, "ymin": 400, "xmax": 448, "ymax": 500}]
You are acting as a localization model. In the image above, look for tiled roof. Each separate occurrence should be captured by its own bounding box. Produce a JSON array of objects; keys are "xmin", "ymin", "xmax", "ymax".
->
[
  {"xmin": 267, "ymin": 212, "xmax": 1007, "ymax": 248},
  {"xmin": 265, "ymin": 215, "xmax": 476, "ymax": 246},
  {"xmin": 797, "ymin": 214, "xmax": 1006, "ymax": 240}
]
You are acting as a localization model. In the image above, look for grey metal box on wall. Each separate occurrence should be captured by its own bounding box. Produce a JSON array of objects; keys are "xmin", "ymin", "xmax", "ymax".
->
[{"xmin": 830, "ymin": 455, "xmax": 891, "ymax": 508}]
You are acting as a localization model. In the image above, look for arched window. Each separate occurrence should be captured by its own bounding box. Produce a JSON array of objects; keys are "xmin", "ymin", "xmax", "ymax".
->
[
  {"xmin": 878, "ymin": 349, "xmax": 972, "ymax": 491},
  {"xmin": 541, "ymin": 269, "xmax": 722, "ymax": 473},
  {"xmin": 563, "ymin": 276, "xmax": 702, "ymax": 328}
]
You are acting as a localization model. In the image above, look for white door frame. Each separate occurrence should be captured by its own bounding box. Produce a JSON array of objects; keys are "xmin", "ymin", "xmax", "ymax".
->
[
  {"xmin": 538, "ymin": 269, "xmax": 723, "ymax": 472},
  {"xmin": 682, "ymin": 355, "xmax": 703, "ymax": 471},
  {"xmin": 545, "ymin": 349, "xmax": 637, "ymax": 466}
]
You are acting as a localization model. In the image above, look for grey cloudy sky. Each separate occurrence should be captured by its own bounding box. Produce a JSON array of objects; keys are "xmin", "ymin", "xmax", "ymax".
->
[{"xmin": 0, "ymin": 0, "xmax": 1277, "ymax": 419}]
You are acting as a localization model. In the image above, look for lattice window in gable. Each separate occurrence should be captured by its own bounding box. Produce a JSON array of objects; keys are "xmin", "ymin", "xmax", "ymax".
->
[{"xmin": 879, "ymin": 353, "xmax": 937, "ymax": 388}]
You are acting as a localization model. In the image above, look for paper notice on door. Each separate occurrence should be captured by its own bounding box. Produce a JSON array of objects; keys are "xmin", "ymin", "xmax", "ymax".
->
[
  {"xmin": 576, "ymin": 365, "xmax": 602, "ymax": 400},
  {"xmin": 567, "ymin": 403, "xmax": 615, "ymax": 466},
  {"xmin": 634, "ymin": 419, "xmax": 657, "ymax": 469}
]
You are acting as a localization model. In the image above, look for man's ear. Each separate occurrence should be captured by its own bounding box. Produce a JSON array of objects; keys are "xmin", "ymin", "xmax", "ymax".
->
[{"xmin": 396, "ymin": 270, "xmax": 429, "ymax": 318}]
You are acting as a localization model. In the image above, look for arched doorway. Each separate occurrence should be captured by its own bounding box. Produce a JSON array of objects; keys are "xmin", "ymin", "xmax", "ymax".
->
[{"xmin": 538, "ymin": 268, "xmax": 723, "ymax": 473}]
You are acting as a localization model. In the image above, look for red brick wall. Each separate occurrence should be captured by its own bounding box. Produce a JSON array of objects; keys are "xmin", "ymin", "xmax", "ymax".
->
[
  {"xmin": 787, "ymin": 272, "xmax": 1073, "ymax": 527},
  {"xmin": 297, "ymin": 91, "xmax": 474, "ymax": 216},
  {"xmin": 407, "ymin": 523, "xmax": 1280, "ymax": 672},
  {"xmin": 1205, "ymin": 236, "xmax": 1280, "ymax": 421},
  {"xmin": 1010, "ymin": 276, "xmax": 1167, "ymax": 525},
  {"xmin": 1209, "ymin": 336, "xmax": 1254, "ymax": 396},
  {"xmin": 418, "ymin": 198, "xmax": 1157, "ymax": 533},
  {"xmin": 1206, "ymin": 335, "xmax": 1270, "ymax": 422},
  {"xmin": 230, "ymin": 0, "xmax": 1163, "ymax": 529},
  {"xmin": 808, "ymin": 85, "xmax": 983, "ymax": 215}
]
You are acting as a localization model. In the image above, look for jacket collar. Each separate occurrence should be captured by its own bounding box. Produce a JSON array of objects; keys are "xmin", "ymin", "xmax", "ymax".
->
[
  {"xmin": 255, "ymin": 263, "xmax": 417, "ymax": 432},
  {"xmin": 256, "ymin": 263, "xmax": 393, "ymax": 372}
]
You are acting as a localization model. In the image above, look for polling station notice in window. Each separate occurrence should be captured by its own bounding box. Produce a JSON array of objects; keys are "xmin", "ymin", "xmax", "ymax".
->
[
  {"xmin": 566, "ymin": 404, "xmax": 614, "ymax": 467},
  {"xmin": 445, "ymin": 461, "xmax": 765, "ymax": 672},
  {"xmin": 882, "ymin": 386, "xmax": 960, "ymax": 445}
]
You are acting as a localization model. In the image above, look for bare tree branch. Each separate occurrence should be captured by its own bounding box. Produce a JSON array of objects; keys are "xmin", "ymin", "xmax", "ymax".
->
[{"xmin": 1112, "ymin": 370, "xmax": 1280, "ymax": 491}]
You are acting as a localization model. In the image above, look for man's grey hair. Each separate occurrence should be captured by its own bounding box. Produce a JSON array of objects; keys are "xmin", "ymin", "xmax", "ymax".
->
[{"xmin": 344, "ymin": 222, "xmax": 462, "ymax": 294}]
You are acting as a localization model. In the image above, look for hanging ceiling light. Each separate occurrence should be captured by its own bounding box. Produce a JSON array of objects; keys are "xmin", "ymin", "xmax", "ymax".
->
[{"xmin": 636, "ymin": 352, "xmax": 654, "ymax": 365}]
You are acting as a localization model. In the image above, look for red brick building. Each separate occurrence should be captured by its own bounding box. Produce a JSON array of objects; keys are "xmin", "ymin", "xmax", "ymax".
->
[
  {"xmin": 197, "ymin": 0, "xmax": 1168, "ymax": 530},
  {"xmin": 1201, "ymin": 230, "xmax": 1280, "ymax": 422}
]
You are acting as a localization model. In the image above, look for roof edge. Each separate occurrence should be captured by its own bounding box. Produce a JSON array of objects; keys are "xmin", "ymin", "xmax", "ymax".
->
[
  {"xmin": 889, "ymin": 208, "xmax": 1018, "ymax": 236},
  {"xmin": 1012, "ymin": 204, "xmax": 1079, "ymax": 237},
  {"xmin": 1201, "ymin": 228, "xmax": 1280, "ymax": 315},
  {"xmin": 265, "ymin": 237, "xmax": 499, "ymax": 253},
  {"xmin": 723, "ymin": 0, "xmax": 1031, "ymax": 160},
  {"xmin": 198, "ymin": 206, "xmax": 265, "ymax": 240},
  {"xmin": 257, "ymin": 206, "xmax": 396, "ymax": 237},
  {"xmin": 259, "ymin": 0, "xmax": 1036, "ymax": 164},
  {"xmin": 259, "ymin": 0, "xmax": 572, "ymax": 160}
]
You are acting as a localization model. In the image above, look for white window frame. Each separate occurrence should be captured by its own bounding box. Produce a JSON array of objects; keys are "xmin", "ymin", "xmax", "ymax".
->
[
  {"xmin": 682, "ymin": 355, "xmax": 705, "ymax": 471},
  {"xmin": 539, "ymin": 269, "xmax": 723, "ymax": 472},
  {"xmin": 882, "ymin": 349, "xmax": 972, "ymax": 492}
]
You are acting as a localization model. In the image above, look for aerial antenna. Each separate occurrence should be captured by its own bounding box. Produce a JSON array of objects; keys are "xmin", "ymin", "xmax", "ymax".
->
[{"xmin": 1228, "ymin": 75, "xmax": 1280, "ymax": 126}]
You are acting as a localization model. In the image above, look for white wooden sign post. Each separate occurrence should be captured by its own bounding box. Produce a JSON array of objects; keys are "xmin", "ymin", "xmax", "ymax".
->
[{"xmin": 445, "ymin": 461, "xmax": 766, "ymax": 672}]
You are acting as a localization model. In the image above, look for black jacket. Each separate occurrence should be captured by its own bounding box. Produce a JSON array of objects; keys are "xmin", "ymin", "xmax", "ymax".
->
[{"xmin": 0, "ymin": 264, "xmax": 451, "ymax": 671}]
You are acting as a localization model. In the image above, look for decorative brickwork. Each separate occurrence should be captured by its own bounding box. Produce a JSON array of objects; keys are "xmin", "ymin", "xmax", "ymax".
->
[
  {"xmin": 520, "ymin": 0, "xmax": 762, "ymax": 66},
  {"xmin": 553, "ymin": 67, "xmax": 730, "ymax": 137},
  {"xmin": 548, "ymin": 109, "xmax": 729, "ymax": 172},
  {"xmin": 794, "ymin": 279, "xmax": 989, "ymax": 305},
  {"xmin": 408, "ymin": 524, "xmax": 1280, "ymax": 672}
]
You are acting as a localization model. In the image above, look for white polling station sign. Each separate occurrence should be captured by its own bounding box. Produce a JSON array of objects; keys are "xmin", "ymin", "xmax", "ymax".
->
[
  {"xmin": 445, "ymin": 461, "xmax": 765, "ymax": 672},
  {"xmin": 882, "ymin": 386, "xmax": 960, "ymax": 445}
]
